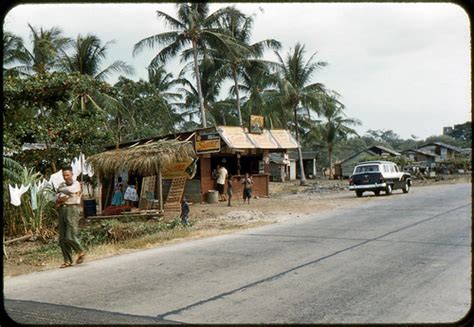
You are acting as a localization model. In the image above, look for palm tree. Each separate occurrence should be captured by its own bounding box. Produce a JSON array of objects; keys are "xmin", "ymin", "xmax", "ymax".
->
[
  {"xmin": 214, "ymin": 13, "xmax": 281, "ymax": 126},
  {"xmin": 273, "ymin": 43, "xmax": 327, "ymax": 185},
  {"xmin": 58, "ymin": 34, "xmax": 134, "ymax": 80},
  {"xmin": 319, "ymin": 93, "xmax": 360, "ymax": 179},
  {"xmin": 176, "ymin": 55, "xmax": 229, "ymax": 126},
  {"xmin": 133, "ymin": 3, "xmax": 247, "ymax": 127},
  {"xmin": 3, "ymin": 31, "xmax": 29, "ymax": 77},
  {"xmin": 14, "ymin": 24, "xmax": 71, "ymax": 75}
]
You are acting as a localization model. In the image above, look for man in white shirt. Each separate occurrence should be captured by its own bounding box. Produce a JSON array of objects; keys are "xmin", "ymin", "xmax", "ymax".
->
[
  {"xmin": 216, "ymin": 164, "xmax": 228, "ymax": 201},
  {"xmin": 55, "ymin": 166, "xmax": 86, "ymax": 268}
]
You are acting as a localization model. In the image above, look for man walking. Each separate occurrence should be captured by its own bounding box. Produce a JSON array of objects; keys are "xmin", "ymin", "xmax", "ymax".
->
[{"xmin": 55, "ymin": 166, "xmax": 86, "ymax": 268}]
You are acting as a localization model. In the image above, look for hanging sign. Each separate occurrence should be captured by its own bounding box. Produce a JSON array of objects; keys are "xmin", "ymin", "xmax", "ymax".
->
[
  {"xmin": 162, "ymin": 158, "xmax": 199, "ymax": 179},
  {"xmin": 249, "ymin": 115, "xmax": 264, "ymax": 134},
  {"xmin": 195, "ymin": 131, "xmax": 221, "ymax": 154}
]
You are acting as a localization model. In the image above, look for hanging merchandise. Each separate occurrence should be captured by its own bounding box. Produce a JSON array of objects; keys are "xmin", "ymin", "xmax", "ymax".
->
[
  {"xmin": 83, "ymin": 160, "xmax": 94, "ymax": 177},
  {"xmin": 30, "ymin": 183, "xmax": 38, "ymax": 210},
  {"xmin": 9, "ymin": 184, "xmax": 30, "ymax": 206}
]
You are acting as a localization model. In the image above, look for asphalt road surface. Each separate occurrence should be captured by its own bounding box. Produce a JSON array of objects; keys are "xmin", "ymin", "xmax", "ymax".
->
[{"xmin": 4, "ymin": 183, "xmax": 471, "ymax": 324}]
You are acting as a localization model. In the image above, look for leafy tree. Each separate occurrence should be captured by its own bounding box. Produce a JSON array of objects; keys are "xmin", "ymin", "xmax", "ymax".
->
[
  {"xmin": 4, "ymin": 72, "xmax": 115, "ymax": 172},
  {"xmin": 133, "ymin": 3, "xmax": 247, "ymax": 127},
  {"xmin": 112, "ymin": 75, "xmax": 183, "ymax": 140},
  {"xmin": 272, "ymin": 43, "xmax": 327, "ymax": 185},
  {"xmin": 58, "ymin": 33, "xmax": 134, "ymax": 80},
  {"xmin": 445, "ymin": 122, "xmax": 471, "ymax": 147}
]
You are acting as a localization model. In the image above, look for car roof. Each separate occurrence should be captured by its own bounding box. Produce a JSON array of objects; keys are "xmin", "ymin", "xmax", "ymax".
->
[{"xmin": 356, "ymin": 161, "xmax": 395, "ymax": 165}]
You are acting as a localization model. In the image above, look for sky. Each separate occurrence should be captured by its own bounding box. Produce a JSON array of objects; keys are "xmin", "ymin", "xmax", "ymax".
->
[{"xmin": 3, "ymin": 2, "xmax": 471, "ymax": 140}]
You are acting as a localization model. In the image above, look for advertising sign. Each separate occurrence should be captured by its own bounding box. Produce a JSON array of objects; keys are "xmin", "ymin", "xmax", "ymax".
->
[
  {"xmin": 249, "ymin": 115, "xmax": 264, "ymax": 134},
  {"xmin": 195, "ymin": 131, "xmax": 221, "ymax": 154},
  {"xmin": 161, "ymin": 158, "xmax": 198, "ymax": 179}
]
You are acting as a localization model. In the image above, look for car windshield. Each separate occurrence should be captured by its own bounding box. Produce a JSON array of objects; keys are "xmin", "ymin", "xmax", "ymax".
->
[{"xmin": 355, "ymin": 165, "xmax": 379, "ymax": 173}]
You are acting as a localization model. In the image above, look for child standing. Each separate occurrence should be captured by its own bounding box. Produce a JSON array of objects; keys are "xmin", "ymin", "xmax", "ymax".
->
[
  {"xmin": 241, "ymin": 173, "xmax": 253, "ymax": 204},
  {"xmin": 111, "ymin": 177, "xmax": 124, "ymax": 206},
  {"xmin": 124, "ymin": 183, "xmax": 139, "ymax": 207},
  {"xmin": 180, "ymin": 196, "xmax": 190, "ymax": 225}
]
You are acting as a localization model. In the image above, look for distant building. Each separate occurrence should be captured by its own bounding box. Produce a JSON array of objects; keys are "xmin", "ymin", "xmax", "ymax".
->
[
  {"xmin": 336, "ymin": 145, "xmax": 401, "ymax": 178},
  {"xmin": 417, "ymin": 142, "xmax": 462, "ymax": 161}
]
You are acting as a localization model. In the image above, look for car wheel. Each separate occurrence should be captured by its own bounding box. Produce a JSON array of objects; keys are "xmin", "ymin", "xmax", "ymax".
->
[
  {"xmin": 356, "ymin": 190, "xmax": 363, "ymax": 197},
  {"xmin": 374, "ymin": 190, "xmax": 381, "ymax": 196},
  {"xmin": 402, "ymin": 182, "xmax": 410, "ymax": 193},
  {"xmin": 385, "ymin": 184, "xmax": 392, "ymax": 195}
]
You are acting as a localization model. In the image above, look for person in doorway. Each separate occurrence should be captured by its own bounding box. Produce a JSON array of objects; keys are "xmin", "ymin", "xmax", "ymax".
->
[
  {"xmin": 111, "ymin": 176, "xmax": 123, "ymax": 206},
  {"xmin": 55, "ymin": 165, "xmax": 86, "ymax": 268},
  {"xmin": 180, "ymin": 196, "xmax": 190, "ymax": 226},
  {"xmin": 216, "ymin": 164, "xmax": 228, "ymax": 201},
  {"xmin": 227, "ymin": 178, "xmax": 233, "ymax": 207},
  {"xmin": 124, "ymin": 182, "xmax": 139, "ymax": 207},
  {"xmin": 241, "ymin": 173, "xmax": 254, "ymax": 204}
]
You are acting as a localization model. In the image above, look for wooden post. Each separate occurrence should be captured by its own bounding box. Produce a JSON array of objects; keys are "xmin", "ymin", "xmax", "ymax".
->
[
  {"xmin": 158, "ymin": 165, "xmax": 163, "ymax": 211},
  {"xmin": 97, "ymin": 171, "xmax": 102, "ymax": 214}
]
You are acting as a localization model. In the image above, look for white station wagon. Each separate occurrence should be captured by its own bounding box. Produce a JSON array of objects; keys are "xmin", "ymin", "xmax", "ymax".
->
[{"xmin": 348, "ymin": 161, "xmax": 412, "ymax": 197}]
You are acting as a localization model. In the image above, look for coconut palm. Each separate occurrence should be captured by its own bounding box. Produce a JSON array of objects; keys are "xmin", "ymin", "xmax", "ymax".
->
[
  {"xmin": 13, "ymin": 24, "xmax": 71, "ymax": 75},
  {"xmin": 318, "ymin": 93, "xmax": 360, "ymax": 179},
  {"xmin": 133, "ymin": 2, "xmax": 247, "ymax": 127},
  {"xmin": 3, "ymin": 31, "xmax": 29, "ymax": 77},
  {"xmin": 273, "ymin": 43, "xmax": 327, "ymax": 185},
  {"xmin": 58, "ymin": 34, "xmax": 134, "ymax": 81},
  {"xmin": 214, "ymin": 13, "xmax": 281, "ymax": 126}
]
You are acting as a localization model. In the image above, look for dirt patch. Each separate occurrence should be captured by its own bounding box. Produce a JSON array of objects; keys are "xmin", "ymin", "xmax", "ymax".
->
[{"xmin": 4, "ymin": 175, "xmax": 470, "ymax": 278}]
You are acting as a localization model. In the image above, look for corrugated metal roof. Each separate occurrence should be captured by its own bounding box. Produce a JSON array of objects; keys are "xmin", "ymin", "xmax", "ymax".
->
[{"xmin": 216, "ymin": 126, "xmax": 298, "ymax": 150}]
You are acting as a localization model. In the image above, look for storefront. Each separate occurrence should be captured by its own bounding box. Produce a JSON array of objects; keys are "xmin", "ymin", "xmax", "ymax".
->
[{"xmin": 95, "ymin": 126, "xmax": 299, "ymax": 209}]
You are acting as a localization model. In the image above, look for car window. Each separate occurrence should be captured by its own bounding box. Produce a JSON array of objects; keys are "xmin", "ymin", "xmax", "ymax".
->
[
  {"xmin": 394, "ymin": 165, "xmax": 399, "ymax": 172},
  {"xmin": 383, "ymin": 165, "xmax": 389, "ymax": 173},
  {"xmin": 389, "ymin": 165, "xmax": 395, "ymax": 173},
  {"xmin": 355, "ymin": 165, "xmax": 379, "ymax": 173}
]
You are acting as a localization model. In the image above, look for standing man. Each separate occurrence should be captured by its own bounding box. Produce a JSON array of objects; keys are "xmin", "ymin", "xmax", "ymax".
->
[
  {"xmin": 55, "ymin": 166, "xmax": 86, "ymax": 268},
  {"xmin": 216, "ymin": 163, "xmax": 228, "ymax": 202}
]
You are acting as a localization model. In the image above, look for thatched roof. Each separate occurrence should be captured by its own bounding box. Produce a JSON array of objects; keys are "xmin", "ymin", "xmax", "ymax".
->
[{"xmin": 87, "ymin": 140, "xmax": 196, "ymax": 177}]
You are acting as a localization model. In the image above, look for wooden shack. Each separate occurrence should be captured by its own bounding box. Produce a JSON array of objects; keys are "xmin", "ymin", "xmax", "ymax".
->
[{"xmin": 96, "ymin": 126, "xmax": 299, "ymax": 207}]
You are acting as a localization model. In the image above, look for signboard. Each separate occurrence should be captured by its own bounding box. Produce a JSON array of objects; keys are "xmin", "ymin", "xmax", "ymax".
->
[
  {"xmin": 161, "ymin": 158, "xmax": 198, "ymax": 179},
  {"xmin": 249, "ymin": 115, "xmax": 264, "ymax": 134},
  {"xmin": 195, "ymin": 131, "xmax": 221, "ymax": 154}
]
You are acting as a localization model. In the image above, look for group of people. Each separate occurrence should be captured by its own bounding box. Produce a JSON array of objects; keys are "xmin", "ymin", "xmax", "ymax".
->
[
  {"xmin": 111, "ymin": 177, "xmax": 139, "ymax": 207},
  {"xmin": 53, "ymin": 163, "xmax": 255, "ymax": 269},
  {"xmin": 214, "ymin": 164, "xmax": 254, "ymax": 206}
]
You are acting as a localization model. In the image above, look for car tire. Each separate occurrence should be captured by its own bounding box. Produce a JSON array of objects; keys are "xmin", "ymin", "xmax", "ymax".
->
[
  {"xmin": 385, "ymin": 184, "xmax": 392, "ymax": 195},
  {"xmin": 374, "ymin": 190, "xmax": 381, "ymax": 196},
  {"xmin": 402, "ymin": 182, "xmax": 410, "ymax": 193},
  {"xmin": 356, "ymin": 190, "xmax": 363, "ymax": 197}
]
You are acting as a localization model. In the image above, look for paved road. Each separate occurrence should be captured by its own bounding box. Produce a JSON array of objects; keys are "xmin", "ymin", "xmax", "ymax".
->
[{"xmin": 4, "ymin": 183, "xmax": 471, "ymax": 324}]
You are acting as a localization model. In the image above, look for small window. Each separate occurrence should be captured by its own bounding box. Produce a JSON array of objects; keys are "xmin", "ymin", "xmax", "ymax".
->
[
  {"xmin": 383, "ymin": 165, "xmax": 389, "ymax": 173},
  {"xmin": 389, "ymin": 165, "xmax": 395, "ymax": 173},
  {"xmin": 355, "ymin": 165, "xmax": 379, "ymax": 173}
]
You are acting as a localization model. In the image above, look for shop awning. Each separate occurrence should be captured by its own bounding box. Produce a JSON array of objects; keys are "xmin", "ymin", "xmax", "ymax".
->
[{"xmin": 216, "ymin": 126, "xmax": 299, "ymax": 150}]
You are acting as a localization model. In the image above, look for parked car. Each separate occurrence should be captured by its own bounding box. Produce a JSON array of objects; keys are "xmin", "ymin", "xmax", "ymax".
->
[{"xmin": 348, "ymin": 161, "xmax": 411, "ymax": 197}]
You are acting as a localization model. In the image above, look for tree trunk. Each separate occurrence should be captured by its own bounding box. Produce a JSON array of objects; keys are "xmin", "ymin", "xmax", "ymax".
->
[
  {"xmin": 328, "ymin": 144, "xmax": 333, "ymax": 180},
  {"xmin": 233, "ymin": 68, "xmax": 243, "ymax": 126},
  {"xmin": 294, "ymin": 105, "xmax": 307, "ymax": 186},
  {"xmin": 192, "ymin": 40, "xmax": 206, "ymax": 128}
]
